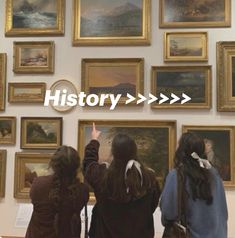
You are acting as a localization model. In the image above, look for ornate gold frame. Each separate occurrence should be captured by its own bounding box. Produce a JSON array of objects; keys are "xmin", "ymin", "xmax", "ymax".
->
[
  {"xmin": 0, "ymin": 117, "xmax": 16, "ymax": 145},
  {"xmin": 0, "ymin": 150, "xmax": 7, "ymax": 198},
  {"xmin": 0, "ymin": 54, "xmax": 7, "ymax": 111}
]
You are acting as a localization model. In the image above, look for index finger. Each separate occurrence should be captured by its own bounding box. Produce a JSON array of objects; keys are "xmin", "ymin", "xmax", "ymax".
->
[{"xmin": 93, "ymin": 122, "xmax": 96, "ymax": 131}]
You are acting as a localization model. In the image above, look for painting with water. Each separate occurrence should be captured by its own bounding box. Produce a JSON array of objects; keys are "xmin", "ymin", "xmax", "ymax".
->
[
  {"xmin": 5, "ymin": 0, "xmax": 64, "ymax": 36},
  {"xmin": 73, "ymin": 0, "xmax": 150, "ymax": 45}
]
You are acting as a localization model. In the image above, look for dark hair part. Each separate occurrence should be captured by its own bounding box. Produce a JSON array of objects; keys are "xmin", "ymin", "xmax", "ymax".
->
[
  {"xmin": 174, "ymin": 132, "xmax": 213, "ymax": 204},
  {"xmin": 102, "ymin": 134, "xmax": 158, "ymax": 202}
]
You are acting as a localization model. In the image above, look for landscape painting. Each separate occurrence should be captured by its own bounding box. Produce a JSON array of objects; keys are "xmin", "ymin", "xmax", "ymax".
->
[
  {"xmin": 78, "ymin": 120, "xmax": 176, "ymax": 186},
  {"xmin": 151, "ymin": 66, "xmax": 211, "ymax": 109},
  {"xmin": 21, "ymin": 117, "xmax": 62, "ymax": 149},
  {"xmin": 14, "ymin": 153, "xmax": 52, "ymax": 198},
  {"xmin": 164, "ymin": 32, "xmax": 208, "ymax": 61},
  {"xmin": 160, "ymin": 0, "xmax": 231, "ymax": 27},
  {"xmin": 0, "ymin": 54, "xmax": 6, "ymax": 111},
  {"xmin": 73, "ymin": 0, "xmax": 150, "ymax": 45},
  {"xmin": 182, "ymin": 125, "xmax": 235, "ymax": 187},
  {"xmin": 0, "ymin": 150, "xmax": 6, "ymax": 198},
  {"xmin": 0, "ymin": 117, "xmax": 16, "ymax": 145},
  {"xmin": 5, "ymin": 0, "xmax": 64, "ymax": 36},
  {"xmin": 82, "ymin": 58, "xmax": 144, "ymax": 105}
]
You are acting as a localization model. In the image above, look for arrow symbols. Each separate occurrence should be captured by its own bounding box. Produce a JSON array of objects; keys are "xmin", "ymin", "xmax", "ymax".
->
[
  {"xmin": 148, "ymin": 93, "xmax": 158, "ymax": 104},
  {"xmin": 159, "ymin": 93, "xmax": 169, "ymax": 104},
  {"xmin": 170, "ymin": 93, "xmax": 180, "ymax": 104},
  {"xmin": 125, "ymin": 93, "xmax": 136, "ymax": 104},
  {"xmin": 181, "ymin": 93, "xmax": 191, "ymax": 104},
  {"xmin": 137, "ymin": 93, "xmax": 147, "ymax": 104}
]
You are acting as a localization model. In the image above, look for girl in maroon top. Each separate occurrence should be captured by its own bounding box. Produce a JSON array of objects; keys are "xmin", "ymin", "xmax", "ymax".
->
[
  {"xmin": 83, "ymin": 123, "xmax": 161, "ymax": 238},
  {"xmin": 25, "ymin": 146, "xmax": 89, "ymax": 238}
]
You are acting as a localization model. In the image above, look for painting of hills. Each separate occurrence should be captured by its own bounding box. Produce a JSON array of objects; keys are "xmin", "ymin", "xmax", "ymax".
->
[{"xmin": 80, "ymin": 0, "xmax": 143, "ymax": 37}]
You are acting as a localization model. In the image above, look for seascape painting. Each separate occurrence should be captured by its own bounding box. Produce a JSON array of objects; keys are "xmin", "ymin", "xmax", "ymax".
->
[
  {"xmin": 80, "ymin": 0, "xmax": 143, "ymax": 37},
  {"xmin": 12, "ymin": 0, "xmax": 57, "ymax": 29}
]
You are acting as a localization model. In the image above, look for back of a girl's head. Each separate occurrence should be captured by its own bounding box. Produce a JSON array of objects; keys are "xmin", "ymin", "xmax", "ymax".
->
[
  {"xmin": 50, "ymin": 145, "xmax": 80, "ymax": 178},
  {"xmin": 111, "ymin": 133, "xmax": 137, "ymax": 162}
]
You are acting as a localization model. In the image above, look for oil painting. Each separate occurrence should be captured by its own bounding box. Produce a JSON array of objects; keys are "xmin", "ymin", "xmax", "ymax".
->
[
  {"xmin": 0, "ymin": 150, "xmax": 6, "ymax": 198},
  {"xmin": 0, "ymin": 117, "xmax": 16, "ymax": 145},
  {"xmin": 0, "ymin": 54, "xmax": 7, "ymax": 111}
]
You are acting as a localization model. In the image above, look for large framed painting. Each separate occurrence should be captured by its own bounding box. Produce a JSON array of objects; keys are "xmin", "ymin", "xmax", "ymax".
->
[
  {"xmin": 13, "ymin": 41, "xmax": 54, "ymax": 74},
  {"xmin": 182, "ymin": 125, "xmax": 235, "ymax": 187},
  {"xmin": 217, "ymin": 41, "xmax": 235, "ymax": 111},
  {"xmin": 8, "ymin": 82, "xmax": 46, "ymax": 103},
  {"xmin": 151, "ymin": 66, "xmax": 212, "ymax": 109},
  {"xmin": 159, "ymin": 0, "xmax": 231, "ymax": 28},
  {"xmin": 21, "ymin": 117, "xmax": 62, "ymax": 149},
  {"xmin": 73, "ymin": 0, "xmax": 151, "ymax": 46},
  {"xmin": 164, "ymin": 32, "xmax": 208, "ymax": 62},
  {"xmin": 78, "ymin": 119, "xmax": 176, "ymax": 199},
  {"xmin": 0, "ymin": 117, "xmax": 16, "ymax": 145},
  {"xmin": 14, "ymin": 152, "xmax": 53, "ymax": 199},
  {"xmin": 0, "ymin": 54, "xmax": 7, "ymax": 111},
  {"xmin": 5, "ymin": 0, "xmax": 64, "ymax": 36},
  {"xmin": 82, "ymin": 58, "xmax": 144, "ymax": 105},
  {"xmin": 0, "ymin": 150, "xmax": 7, "ymax": 198}
]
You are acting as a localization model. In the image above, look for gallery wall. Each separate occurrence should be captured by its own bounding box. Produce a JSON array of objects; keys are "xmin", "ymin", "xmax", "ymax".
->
[{"xmin": 0, "ymin": 0, "xmax": 235, "ymax": 237}]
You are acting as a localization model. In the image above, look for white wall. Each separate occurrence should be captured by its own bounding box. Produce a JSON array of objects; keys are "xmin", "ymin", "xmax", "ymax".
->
[{"xmin": 0, "ymin": 0, "xmax": 235, "ymax": 237}]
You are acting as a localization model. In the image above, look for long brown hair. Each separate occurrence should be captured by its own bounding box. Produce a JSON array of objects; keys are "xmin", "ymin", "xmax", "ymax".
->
[{"xmin": 101, "ymin": 134, "xmax": 157, "ymax": 202}]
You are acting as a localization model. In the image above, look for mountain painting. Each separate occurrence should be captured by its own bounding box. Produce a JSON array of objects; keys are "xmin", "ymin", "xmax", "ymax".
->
[
  {"xmin": 12, "ymin": 0, "xmax": 57, "ymax": 28},
  {"xmin": 80, "ymin": 0, "xmax": 143, "ymax": 37}
]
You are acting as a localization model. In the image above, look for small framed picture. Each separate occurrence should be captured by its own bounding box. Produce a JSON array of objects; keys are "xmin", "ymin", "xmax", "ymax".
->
[
  {"xmin": 21, "ymin": 117, "xmax": 62, "ymax": 149},
  {"xmin": 164, "ymin": 32, "xmax": 208, "ymax": 62},
  {"xmin": 0, "ymin": 150, "xmax": 7, "ymax": 198},
  {"xmin": 182, "ymin": 125, "xmax": 235, "ymax": 187},
  {"xmin": 13, "ymin": 41, "xmax": 54, "ymax": 74},
  {"xmin": 14, "ymin": 152, "xmax": 53, "ymax": 199},
  {"xmin": 82, "ymin": 58, "xmax": 144, "ymax": 105},
  {"xmin": 151, "ymin": 65, "xmax": 212, "ymax": 109},
  {"xmin": 0, "ymin": 117, "xmax": 16, "ymax": 145},
  {"xmin": 0, "ymin": 54, "xmax": 7, "ymax": 111},
  {"xmin": 8, "ymin": 82, "xmax": 46, "ymax": 103},
  {"xmin": 5, "ymin": 0, "xmax": 65, "ymax": 36}
]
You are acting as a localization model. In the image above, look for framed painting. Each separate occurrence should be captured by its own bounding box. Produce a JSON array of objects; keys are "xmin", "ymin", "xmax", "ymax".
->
[
  {"xmin": 73, "ymin": 0, "xmax": 151, "ymax": 46},
  {"xmin": 151, "ymin": 66, "xmax": 212, "ymax": 109},
  {"xmin": 82, "ymin": 58, "xmax": 144, "ymax": 105},
  {"xmin": 217, "ymin": 41, "xmax": 235, "ymax": 111},
  {"xmin": 0, "ymin": 117, "xmax": 16, "ymax": 145},
  {"xmin": 8, "ymin": 82, "xmax": 46, "ymax": 103},
  {"xmin": 21, "ymin": 117, "xmax": 62, "ymax": 150},
  {"xmin": 159, "ymin": 0, "xmax": 231, "ymax": 28},
  {"xmin": 164, "ymin": 32, "xmax": 208, "ymax": 62},
  {"xmin": 0, "ymin": 54, "xmax": 7, "ymax": 111},
  {"xmin": 14, "ymin": 152, "xmax": 53, "ymax": 199},
  {"xmin": 78, "ymin": 119, "xmax": 176, "ymax": 199},
  {"xmin": 13, "ymin": 41, "xmax": 55, "ymax": 74},
  {"xmin": 0, "ymin": 150, "xmax": 7, "ymax": 198},
  {"xmin": 5, "ymin": 0, "xmax": 64, "ymax": 36},
  {"xmin": 182, "ymin": 125, "xmax": 235, "ymax": 187}
]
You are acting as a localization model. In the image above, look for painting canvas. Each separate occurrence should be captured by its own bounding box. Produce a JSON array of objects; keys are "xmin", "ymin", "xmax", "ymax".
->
[
  {"xmin": 0, "ymin": 54, "xmax": 7, "ymax": 111},
  {"xmin": 164, "ymin": 32, "xmax": 208, "ymax": 61},
  {"xmin": 159, "ymin": 0, "xmax": 231, "ymax": 28},
  {"xmin": 14, "ymin": 153, "xmax": 52, "ymax": 198},
  {"xmin": 0, "ymin": 117, "xmax": 16, "ymax": 145},
  {"xmin": 182, "ymin": 125, "xmax": 235, "ymax": 187},
  {"xmin": 82, "ymin": 58, "xmax": 144, "ymax": 105},
  {"xmin": 21, "ymin": 117, "xmax": 62, "ymax": 149},
  {"xmin": 73, "ymin": 0, "xmax": 150, "ymax": 45},
  {"xmin": 151, "ymin": 66, "xmax": 211, "ymax": 109},
  {"xmin": 0, "ymin": 150, "xmax": 7, "ymax": 198},
  {"xmin": 5, "ymin": 0, "xmax": 64, "ymax": 36}
]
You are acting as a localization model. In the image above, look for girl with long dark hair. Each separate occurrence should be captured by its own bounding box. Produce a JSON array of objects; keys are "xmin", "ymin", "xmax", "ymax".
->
[
  {"xmin": 160, "ymin": 132, "xmax": 227, "ymax": 238},
  {"xmin": 25, "ymin": 146, "xmax": 89, "ymax": 238},
  {"xmin": 83, "ymin": 123, "xmax": 161, "ymax": 238}
]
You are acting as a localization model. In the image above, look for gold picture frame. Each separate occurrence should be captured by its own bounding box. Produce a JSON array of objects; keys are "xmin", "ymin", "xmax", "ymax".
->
[
  {"xmin": 5, "ymin": 0, "xmax": 65, "ymax": 36},
  {"xmin": 159, "ymin": 0, "xmax": 231, "ymax": 28},
  {"xmin": 164, "ymin": 32, "xmax": 208, "ymax": 62},
  {"xmin": 78, "ymin": 119, "xmax": 176, "ymax": 200},
  {"xmin": 151, "ymin": 65, "xmax": 212, "ymax": 109},
  {"xmin": 72, "ymin": 0, "xmax": 151, "ymax": 46},
  {"xmin": 8, "ymin": 82, "xmax": 46, "ymax": 103},
  {"xmin": 182, "ymin": 125, "xmax": 235, "ymax": 188},
  {"xmin": 13, "ymin": 41, "xmax": 55, "ymax": 74},
  {"xmin": 217, "ymin": 41, "xmax": 235, "ymax": 111},
  {"xmin": 0, "ymin": 150, "xmax": 7, "ymax": 198},
  {"xmin": 0, "ymin": 117, "xmax": 16, "ymax": 145},
  {"xmin": 82, "ymin": 58, "xmax": 144, "ymax": 105},
  {"xmin": 21, "ymin": 117, "xmax": 62, "ymax": 150},
  {"xmin": 14, "ymin": 152, "xmax": 53, "ymax": 199},
  {"xmin": 0, "ymin": 54, "xmax": 7, "ymax": 111}
]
